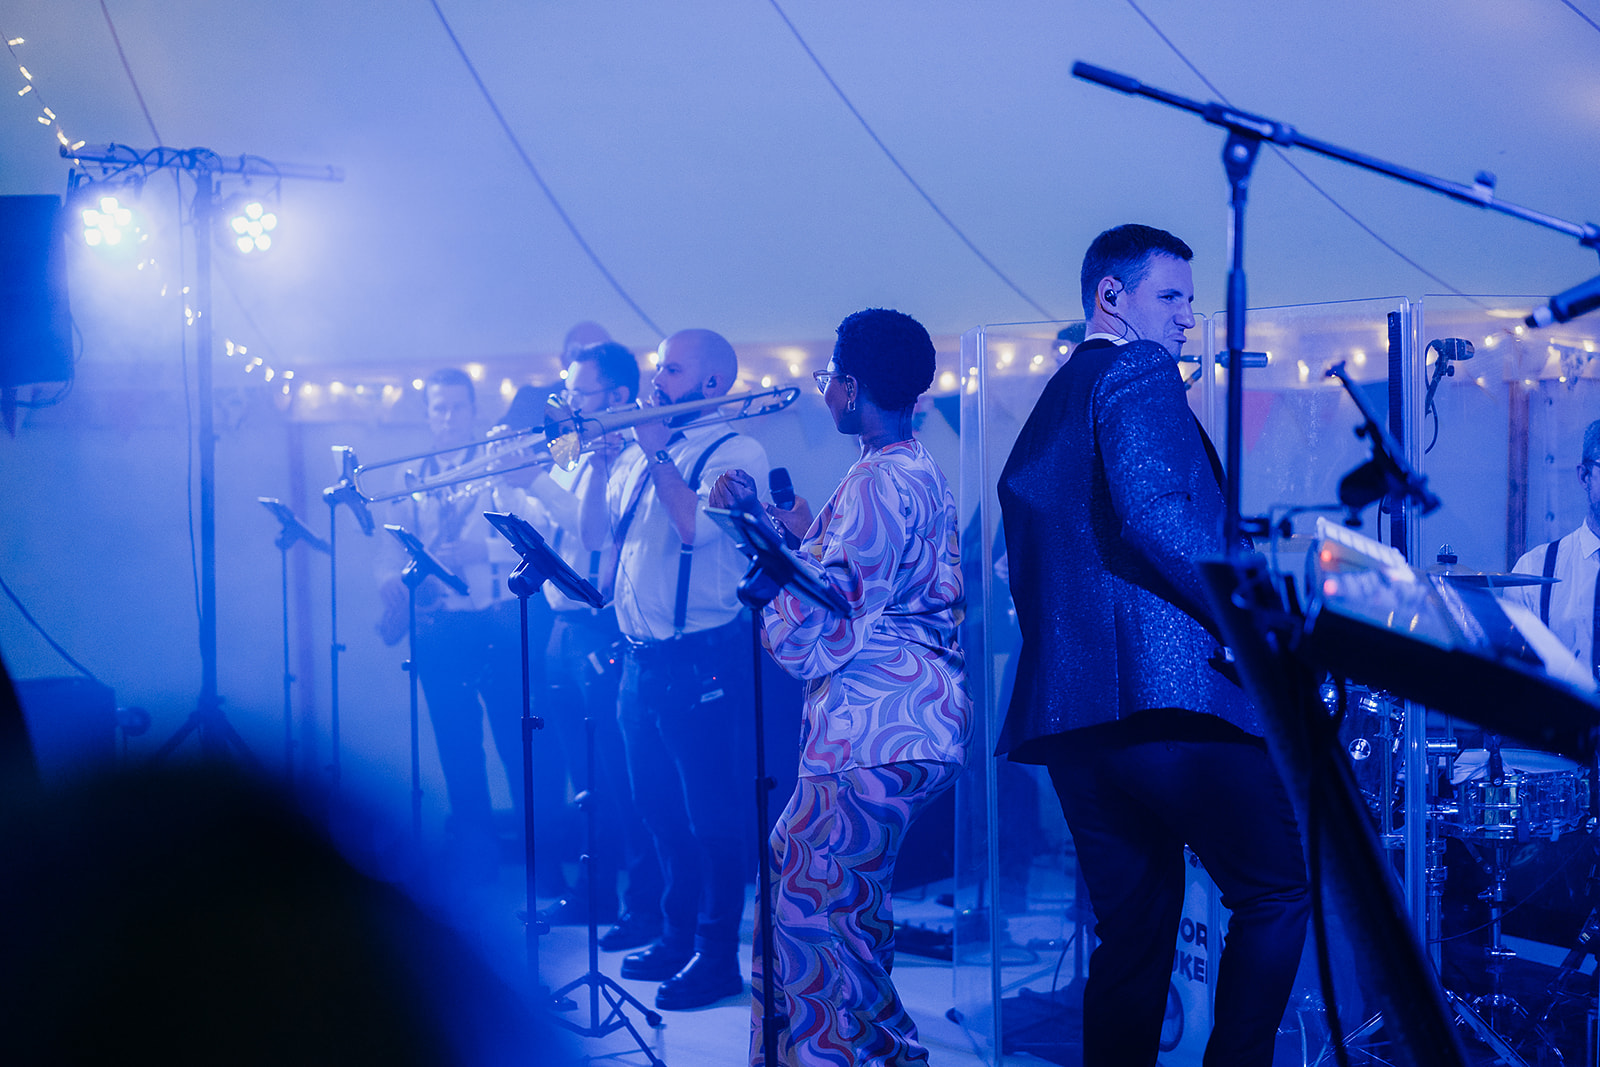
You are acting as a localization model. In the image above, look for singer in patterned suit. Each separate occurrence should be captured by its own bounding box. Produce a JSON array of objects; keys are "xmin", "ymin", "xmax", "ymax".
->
[
  {"xmin": 996, "ymin": 225, "xmax": 1308, "ymax": 1066},
  {"xmin": 711, "ymin": 308, "xmax": 970, "ymax": 1067}
]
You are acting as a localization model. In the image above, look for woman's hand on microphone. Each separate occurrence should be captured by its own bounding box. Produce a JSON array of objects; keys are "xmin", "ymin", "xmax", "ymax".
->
[{"xmin": 766, "ymin": 497, "xmax": 813, "ymax": 540}]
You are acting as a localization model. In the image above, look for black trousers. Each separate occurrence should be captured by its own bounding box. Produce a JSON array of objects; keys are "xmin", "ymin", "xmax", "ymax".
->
[
  {"xmin": 1044, "ymin": 710, "xmax": 1309, "ymax": 1067},
  {"xmin": 617, "ymin": 617, "xmax": 753, "ymax": 958},
  {"xmin": 545, "ymin": 608, "xmax": 661, "ymax": 917}
]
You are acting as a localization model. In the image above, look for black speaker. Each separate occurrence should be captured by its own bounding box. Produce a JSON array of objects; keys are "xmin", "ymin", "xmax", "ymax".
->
[
  {"xmin": 12, "ymin": 676, "xmax": 115, "ymax": 782},
  {"xmin": 0, "ymin": 194, "xmax": 73, "ymax": 387}
]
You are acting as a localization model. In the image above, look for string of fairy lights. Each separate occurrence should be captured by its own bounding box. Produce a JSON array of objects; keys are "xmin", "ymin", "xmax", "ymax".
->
[{"xmin": 6, "ymin": 20, "xmax": 1596, "ymax": 422}]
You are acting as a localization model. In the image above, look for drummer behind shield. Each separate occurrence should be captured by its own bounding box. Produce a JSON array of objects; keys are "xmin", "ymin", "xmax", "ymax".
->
[{"xmin": 1507, "ymin": 418, "xmax": 1600, "ymax": 683}]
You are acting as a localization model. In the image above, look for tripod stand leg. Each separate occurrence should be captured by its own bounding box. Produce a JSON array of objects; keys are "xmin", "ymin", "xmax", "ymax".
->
[
  {"xmin": 1447, "ymin": 989, "xmax": 1533, "ymax": 1067},
  {"xmin": 151, "ymin": 714, "xmax": 201, "ymax": 762},
  {"xmin": 541, "ymin": 699, "xmax": 663, "ymax": 1063}
]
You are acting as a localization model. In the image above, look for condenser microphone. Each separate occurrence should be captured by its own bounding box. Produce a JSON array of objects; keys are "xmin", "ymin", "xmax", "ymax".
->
[
  {"xmin": 1526, "ymin": 272, "xmax": 1600, "ymax": 328},
  {"xmin": 769, "ymin": 467, "xmax": 795, "ymax": 510}
]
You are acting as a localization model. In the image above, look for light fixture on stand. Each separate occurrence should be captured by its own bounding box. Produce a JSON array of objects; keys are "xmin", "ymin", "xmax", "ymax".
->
[
  {"xmin": 217, "ymin": 191, "xmax": 279, "ymax": 256},
  {"xmin": 77, "ymin": 193, "xmax": 149, "ymax": 254},
  {"xmin": 63, "ymin": 144, "xmax": 342, "ymax": 773}
]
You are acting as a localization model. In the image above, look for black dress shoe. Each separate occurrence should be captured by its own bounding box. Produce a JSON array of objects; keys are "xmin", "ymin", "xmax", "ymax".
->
[
  {"xmin": 620, "ymin": 943, "xmax": 693, "ymax": 981},
  {"xmin": 599, "ymin": 912, "xmax": 662, "ymax": 952},
  {"xmin": 654, "ymin": 952, "xmax": 743, "ymax": 1011}
]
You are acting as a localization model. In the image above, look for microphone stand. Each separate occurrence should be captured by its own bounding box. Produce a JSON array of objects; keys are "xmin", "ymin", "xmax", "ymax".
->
[
  {"xmin": 706, "ymin": 506, "xmax": 849, "ymax": 1067},
  {"xmin": 322, "ymin": 445, "xmax": 375, "ymax": 796},
  {"xmin": 480, "ymin": 512, "xmax": 665, "ymax": 1062},
  {"xmin": 1326, "ymin": 361, "xmax": 1442, "ymax": 522},
  {"xmin": 1070, "ymin": 61, "xmax": 1600, "ymax": 552},
  {"xmin": 383, "ymin": 524, "xmax": 466, "ymax": 841},
  {"xmin": 259, "ymin": 498, "xmax": 330, "ymax": 780}
]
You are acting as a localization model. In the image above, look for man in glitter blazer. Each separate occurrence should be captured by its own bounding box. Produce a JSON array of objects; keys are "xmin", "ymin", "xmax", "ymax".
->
[{"xmin": 996, "ymin": 224, "xmax": 1308, "ymax": 1067}]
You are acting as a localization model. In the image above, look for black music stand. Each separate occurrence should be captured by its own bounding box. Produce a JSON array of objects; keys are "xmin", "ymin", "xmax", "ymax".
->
[
  {"xmin": 706, "ymin": 506, "xmax": 848, "ymax": 1067},
  {"xmin": 384, "ymin": 524, "xmax": 467, "ymax": 841},
  {"xmin": 259, "ymin": 498, "xmax": 330, "ymax": 780},
  {"xmin": 323, "ymin": 445, "xmax": 375, "ymax": 795},
  {"xmin": 480, "ymin": 512, "xmax": 664, "ymax": 1060}
]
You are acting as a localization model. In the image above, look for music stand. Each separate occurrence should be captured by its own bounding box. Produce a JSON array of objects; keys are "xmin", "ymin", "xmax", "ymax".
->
[
  {"xmin": 706, "ymin": 505, "xmax": 849, "ymax": 1067},
  {"xmin": 323, "ymin": 445, "xmax": 376, "ymax": 795},
  {"xmin": 259, "ymin": 498, "xmax": 329, "ymax": 780},
  {"xmin": 384, "ymin": 524, "xmax": 467, "ymax": 841},
  {"xmin": 481, "ymin": 513, "xmax": 663, "ymax": 1061}
]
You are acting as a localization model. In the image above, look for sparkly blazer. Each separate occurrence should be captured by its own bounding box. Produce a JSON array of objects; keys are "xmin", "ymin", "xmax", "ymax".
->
[{"xmin": 995, "ymin": 338, "xmax": 1258, "ymax": 763}]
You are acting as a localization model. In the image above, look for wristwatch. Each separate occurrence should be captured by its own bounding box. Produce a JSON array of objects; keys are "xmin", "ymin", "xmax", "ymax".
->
[{"xmin": 652, "ymin": 449, "xmax": 673, "ymax": 466}]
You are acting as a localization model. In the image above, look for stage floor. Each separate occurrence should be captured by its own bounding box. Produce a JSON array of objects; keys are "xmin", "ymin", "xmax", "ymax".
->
[{"xmin": 443, "ymin": 866, "xmax": 989, "ymax": 1066}]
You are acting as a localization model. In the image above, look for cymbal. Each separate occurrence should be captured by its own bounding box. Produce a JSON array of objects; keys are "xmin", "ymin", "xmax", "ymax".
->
[{"xmin": 1427, "ymin": 568, "xmax": 1559, "ymax": 588}]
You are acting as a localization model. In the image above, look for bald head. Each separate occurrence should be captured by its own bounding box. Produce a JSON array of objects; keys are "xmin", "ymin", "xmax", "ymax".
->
[
  {"xmin": 562, "ymin": 321, "xmax": 611, "ymax": 358},
  {"xmin": 655, "ymin": 328, "xmax": 739, "ymax": 402}
]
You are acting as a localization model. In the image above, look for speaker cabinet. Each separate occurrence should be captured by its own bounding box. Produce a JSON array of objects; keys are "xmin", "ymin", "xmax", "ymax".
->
[{"xmin": 0, "ymin": 194, "xmax": 73, "ymax": 387}]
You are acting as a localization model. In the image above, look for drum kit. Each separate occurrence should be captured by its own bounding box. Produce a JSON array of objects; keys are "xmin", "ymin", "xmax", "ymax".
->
[{"xmin": 1327, "ymin": 679, "xmax": 1597, "ymax": 1066}]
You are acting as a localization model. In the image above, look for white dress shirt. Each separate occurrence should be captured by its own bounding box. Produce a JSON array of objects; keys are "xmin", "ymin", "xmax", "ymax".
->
[
  {"xmin": 1508, "ymin": 520, "xmax": 1600, "ymax": 677},
  {"xmin": 607, "ymin": 421, "xmax": 769, "ymax": 641}
]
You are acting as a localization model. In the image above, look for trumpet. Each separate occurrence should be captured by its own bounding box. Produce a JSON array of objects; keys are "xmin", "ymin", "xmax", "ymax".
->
[
  {"xmin": 352, "ymin": 385, "xmax": 801, "ymax": 500},
  {"xmin": 544, "ymin": 385, "xmax": 800, "ymax": 471}
]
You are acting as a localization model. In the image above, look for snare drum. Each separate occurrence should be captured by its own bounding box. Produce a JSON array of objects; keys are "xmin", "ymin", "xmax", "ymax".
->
[{"xmin": 1450, "ymin": 749, "xmax": 1589, "ymax": 840}]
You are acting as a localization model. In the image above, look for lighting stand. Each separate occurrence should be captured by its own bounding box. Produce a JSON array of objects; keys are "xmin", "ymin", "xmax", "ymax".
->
[
  {"xmin": 259, "ymin": 497, "xmax": 330, "ymax": 778},
  {"xmin": 383, "ymin": 525, "xmax": 466, "ymax": 839},
  {"xmin": 479, "ymin": 512, "xmax": 666, "ymax": 1060},
  {"xmin": 65, "ymin": 145, "xmax": 342, "ymax": 766}
]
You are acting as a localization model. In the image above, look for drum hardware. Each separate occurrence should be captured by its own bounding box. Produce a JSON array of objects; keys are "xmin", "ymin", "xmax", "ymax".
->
[
  {"xmin": 1438, "ymin": 734, "xmax": 1590, "ymax": 1064},
  {"xmin": 1323, "ymin": 682, "xmax": 1405, "ymax": 833},
  {"xmin": 1426, "ymin": 738, "xmax": 1462, "ymax": 974}
]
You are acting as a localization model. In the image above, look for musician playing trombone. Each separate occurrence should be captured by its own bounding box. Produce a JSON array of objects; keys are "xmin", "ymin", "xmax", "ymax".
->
[
  {"xmin": 510, "ymin": 342, "xmax": 665, "ymax": 948},
  {"xmin": 375, "ymin": 367, "xmax": 538, "ymax": 883},
  {"xmin": 577, "ymin": 328, "xmax": 769, "ymax": 1010}
]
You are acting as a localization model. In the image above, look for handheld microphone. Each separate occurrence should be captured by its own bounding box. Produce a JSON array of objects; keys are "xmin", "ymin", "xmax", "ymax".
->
[
  {"xmin": 769, "ymin": 467, "xmax": 795, "ymax": 510},
  {"xmin": 1526, "ymin": 272, "xmax": 1600, "ymax": 329}
]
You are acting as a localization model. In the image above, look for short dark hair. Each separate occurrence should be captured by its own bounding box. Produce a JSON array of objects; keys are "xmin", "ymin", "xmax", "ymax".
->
[
  {"xmin": 1080, "ymin": 224, "xmax": 1194, "ymax": 319},
  {"xmin": 425, "ymin": 367, "xmax": 475, "ymax": 409},
  {"xmin": 1584, "ymin": 418, "xmax": 1600, "ymax": 465},
  {"xmin": 573, "ymin": 341, "xmax": 641, "ymax": 402},
  {"xmin": 833, "ymin": 308, "xmax": 936, "ymax": 412}
]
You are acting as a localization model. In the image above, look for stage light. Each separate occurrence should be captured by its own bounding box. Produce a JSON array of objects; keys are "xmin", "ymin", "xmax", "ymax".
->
[
  {"xmin": 80, "ymin": 195, "xmax": 145, "ymax": 250},
  {"xmin": 217, "ymin": 193, "xmax": 279, "ymax": 256}
]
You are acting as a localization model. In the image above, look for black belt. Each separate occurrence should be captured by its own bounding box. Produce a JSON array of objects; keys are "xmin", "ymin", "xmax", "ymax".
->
[{"xmin": 623, "ymin": 616, "xmax": 744, "ymax": 657}]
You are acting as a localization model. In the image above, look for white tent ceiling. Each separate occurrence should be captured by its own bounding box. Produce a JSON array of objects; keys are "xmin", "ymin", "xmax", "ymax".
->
[{"xmin": 3, "ymin": 0, "xmax": 1599, "ymax": 365}]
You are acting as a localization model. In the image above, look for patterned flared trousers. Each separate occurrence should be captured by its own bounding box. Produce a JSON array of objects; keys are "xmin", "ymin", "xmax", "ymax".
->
[{"xmin": 750, "ymin": 760, "xmax": 961, "ymax": 1067}]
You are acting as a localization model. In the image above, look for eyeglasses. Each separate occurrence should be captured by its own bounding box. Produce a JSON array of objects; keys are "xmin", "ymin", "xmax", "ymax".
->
[
  {"xmin": 562, "ymin": 385, "xmax": 610, "ymax": 405},
  {"xmin": 812, "ymin": 370, "xmax": 852, "ymax": 395}
]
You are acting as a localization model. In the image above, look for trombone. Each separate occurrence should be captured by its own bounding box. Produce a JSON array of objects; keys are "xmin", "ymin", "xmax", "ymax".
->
[
  {"xmin": 543, "ymin": 385, "xmax": 800, "ymax": 471},
  {"xmin": 350, "ymin": 420, "xmax": 555, "ymax": 504},
  {"xmin": 349, "ymin": 385, "xmax": 801, "ymax": 501}
]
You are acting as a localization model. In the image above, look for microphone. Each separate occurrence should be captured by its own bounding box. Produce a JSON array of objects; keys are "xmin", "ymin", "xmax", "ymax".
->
[
  {"xmin": 1425, "ymin": 338, "xmax": 1474, "ymax": 364},
  {"xmin": 769, "ymin": 467, "xmax": 795, "ymax": 510},
  {"xmin": 1526, "ymin": 272, "xmax": 1600, "ymax": 328}
]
